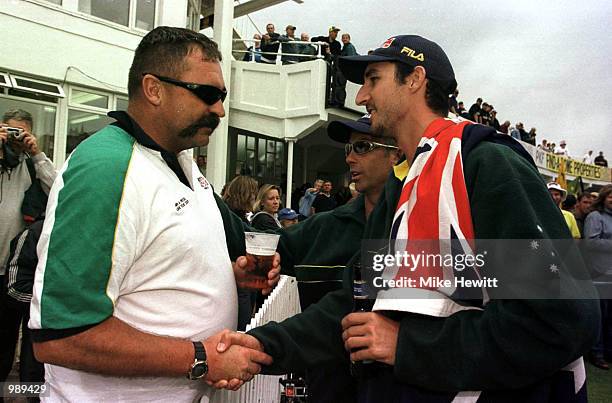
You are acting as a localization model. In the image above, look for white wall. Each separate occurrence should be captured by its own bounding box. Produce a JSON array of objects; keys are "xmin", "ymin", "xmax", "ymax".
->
[
  {"xmin": 229, "ymin": 59, "xmax": 329, "ymax": 139},
  {"xmin": 0, "ymin": 0, "xmax": 188, "ymax": 91}
]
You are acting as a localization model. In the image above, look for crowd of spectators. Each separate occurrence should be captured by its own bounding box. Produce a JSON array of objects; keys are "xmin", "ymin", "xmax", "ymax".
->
[
  {"xmin": 242, "ymin": 23, "xmax": 359, "ymax": 107},
  {"xmin": 242, "ymin": 23, "xmax": 357, "ymax": 65},
  {"xmin": 547, "ymin": 183, "xmax": 612, "ymax": 370},
  {"xmin": 453, "ymin": 94, "xmax": 608, "ymax": 166}
]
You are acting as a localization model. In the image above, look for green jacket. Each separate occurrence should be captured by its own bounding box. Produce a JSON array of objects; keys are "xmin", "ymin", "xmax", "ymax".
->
[
  {"xmin": 248, "ymin": 140, "xmax": 600, "ymax": 392},
  {"xmin": 277, "ymin": 195, "xmax": 366, "ymax": 309}
]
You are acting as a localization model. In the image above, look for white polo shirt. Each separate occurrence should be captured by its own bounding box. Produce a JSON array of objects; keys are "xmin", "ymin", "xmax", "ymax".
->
[{"xmin": 30, "ymin": 124, "xmax": 237, "ymax": 402}]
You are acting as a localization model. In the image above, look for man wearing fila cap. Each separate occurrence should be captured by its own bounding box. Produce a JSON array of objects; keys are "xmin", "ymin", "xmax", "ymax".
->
[
  {"xmin": 214, "ymin": 34, "xmax": 598, "ymax": 401},
  {"xmin": 334, "ymin": 34, "xmax": 597, "ymax": 401},
  {"xmin": 218, "ymin": 35, "xmax": 599, "ymax": 402}
]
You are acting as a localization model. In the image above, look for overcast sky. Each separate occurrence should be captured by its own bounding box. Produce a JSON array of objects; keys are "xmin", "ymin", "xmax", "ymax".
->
[{"xmin": 243, "ymin": 0, "xmax": 612, "ymax": 161}]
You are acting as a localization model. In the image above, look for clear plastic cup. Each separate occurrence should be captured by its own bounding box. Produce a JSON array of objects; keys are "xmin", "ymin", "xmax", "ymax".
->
[{"xmin": 242, "ymin": 232, "xmax": 280, "ymax": 289}]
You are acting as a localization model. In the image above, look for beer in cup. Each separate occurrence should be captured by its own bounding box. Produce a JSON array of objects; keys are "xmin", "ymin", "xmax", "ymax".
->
[{"xmin": 243, "ymin": 232, "xmax": 280, "ymax": 289}]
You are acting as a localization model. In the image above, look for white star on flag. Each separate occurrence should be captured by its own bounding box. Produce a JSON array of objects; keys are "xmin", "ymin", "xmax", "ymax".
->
[
  {"xmin": 530, "ymin": 240, "xmax": 540, "ymax": 250},
  {"xmin": 549, "ymin": 264, "xmax": 559, "ymax": 274}
]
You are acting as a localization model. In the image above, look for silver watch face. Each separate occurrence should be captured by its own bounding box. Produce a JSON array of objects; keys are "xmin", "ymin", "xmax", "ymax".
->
[{"xmin": 190, "ymin": 360, "xmax": 208, "ymax": 379}]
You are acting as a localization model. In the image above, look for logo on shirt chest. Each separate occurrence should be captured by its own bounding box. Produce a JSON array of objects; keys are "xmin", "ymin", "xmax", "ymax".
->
[
  {"xmin": 198, "ymin": 176, "xmax": 210, "ymax": 189},
  {"xmin": 175, "ymin": 197, "xmax": 190, "ymax": 212}
]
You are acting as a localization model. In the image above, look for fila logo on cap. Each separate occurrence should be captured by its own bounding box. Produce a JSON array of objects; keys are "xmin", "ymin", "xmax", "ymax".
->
[
  {"xmin": 400, "ymin": 47, "xmax": 424, "ymax": 61},
  {"xmin": 380, "ymin": 37, "xmax": 395, "ymax": 48}
]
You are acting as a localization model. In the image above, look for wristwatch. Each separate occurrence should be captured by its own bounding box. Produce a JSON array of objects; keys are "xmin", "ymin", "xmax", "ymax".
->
[{"xmin": 188, "ymin": 341, "xmax": 208, "ymax": 380}]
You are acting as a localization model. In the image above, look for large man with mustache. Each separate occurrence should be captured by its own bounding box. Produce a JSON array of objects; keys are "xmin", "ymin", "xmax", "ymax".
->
[{"xmin": 28, "ymin": 27, "xmax": 275, "ymax": 402}]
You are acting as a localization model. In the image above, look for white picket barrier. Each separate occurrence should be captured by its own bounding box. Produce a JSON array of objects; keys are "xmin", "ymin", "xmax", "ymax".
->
[{"xmin": 210, "ymin": 275, "xmax": 301, "ymax": 403}]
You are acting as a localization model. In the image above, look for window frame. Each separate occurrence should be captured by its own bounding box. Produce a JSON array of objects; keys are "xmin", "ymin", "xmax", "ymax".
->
[
  {"xmin": 75, "ymin": 0, "xmax": 158, "ymax": 32},
  {"xmin": 9, "ymin": 74, "xmax": 66, "ymax": 98},
  {"xmin": 0, "ymin": 73, "xmax": 12, "ymax": 89},
  {"xmin": 68, "ymin": 86, "xmax": 111, "ymax": 112}
]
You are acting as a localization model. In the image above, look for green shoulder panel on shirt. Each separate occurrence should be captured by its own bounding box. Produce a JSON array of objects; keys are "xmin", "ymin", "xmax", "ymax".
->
[{"xmin": 41, "ymin": 125, "xmax": 135, "ymax": 329}]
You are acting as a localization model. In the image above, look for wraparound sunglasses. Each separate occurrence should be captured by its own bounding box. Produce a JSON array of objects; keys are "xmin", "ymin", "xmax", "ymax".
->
[
  {"xmin": 144, "ymin": 73, "xmax": 227, "ymax": 105},
  {"xmin": 345, "ymin": 140, "xmax": 398, "ymax": 156}
]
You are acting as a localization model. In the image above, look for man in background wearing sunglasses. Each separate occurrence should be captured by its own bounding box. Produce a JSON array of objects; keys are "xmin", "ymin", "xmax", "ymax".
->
[
  {"xmin": 251, "ymin": 114, "xmax": 399, "ymax": 402},
  {"xmin": 28, "ymin": 27, "xmax": 277, "ymax": 402}
]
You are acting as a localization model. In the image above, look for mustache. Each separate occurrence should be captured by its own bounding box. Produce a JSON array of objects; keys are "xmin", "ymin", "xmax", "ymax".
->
[{"xmin": 178, "ymin": 113, "xmax": 220, "ymax": 138}]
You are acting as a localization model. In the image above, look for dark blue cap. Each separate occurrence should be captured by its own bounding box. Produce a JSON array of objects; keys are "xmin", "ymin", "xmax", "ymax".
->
[
  {"xmin": 327, "ymin": 114, "xmax": 371, "ymax": 143},
  {"xmin": 278, "ymin": 208, "xmax": 299, "ymax": 221},
  {"xmin": 338, "ymin": 34, "xmax": 457, "ymax": 94}
]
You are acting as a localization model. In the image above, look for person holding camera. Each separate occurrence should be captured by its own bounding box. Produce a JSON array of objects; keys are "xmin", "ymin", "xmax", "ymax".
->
[{"xmin": 0, "ymin": 107, "xmax": 57, "ymax": 383}]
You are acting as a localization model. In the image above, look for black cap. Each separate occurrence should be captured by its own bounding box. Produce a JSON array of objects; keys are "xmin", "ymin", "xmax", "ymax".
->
[
  {"xmin": 327, "ymin": 114, "xmax": 371, "ymax": 143},
  {"xmin": 338, "ymin": 34, "xmax": 457, "ymax": 94}
]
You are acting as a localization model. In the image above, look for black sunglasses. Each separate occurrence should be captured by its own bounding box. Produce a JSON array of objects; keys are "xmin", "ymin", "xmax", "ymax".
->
[
  {"xmin": 144, "ymin": 73, "xmax": 227, "ymax": 106},
  {"xmin": 345, "ymin": 140, "xmax": 398, "ymax": 156}
]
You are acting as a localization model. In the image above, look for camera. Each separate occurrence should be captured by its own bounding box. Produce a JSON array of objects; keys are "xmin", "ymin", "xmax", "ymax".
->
[{"xmin": 7, "ymin": 127, "xmax": 25, "ymax": 141}]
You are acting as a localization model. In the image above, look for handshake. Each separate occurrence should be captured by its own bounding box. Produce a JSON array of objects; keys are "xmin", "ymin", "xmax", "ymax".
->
[
  {"xmin": 202, "ymin": 329, "xmax": 269, "ymax": 391},
  {"xmin": 196, "ymin": 252, "xmax": 281, "ymax": 390}
]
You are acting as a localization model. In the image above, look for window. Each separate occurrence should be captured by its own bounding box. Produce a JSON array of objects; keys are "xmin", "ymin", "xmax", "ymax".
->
[
  {"xmin": 70, "ymin": 89, "xmax": 109, "ymax": 109},
  {"xmin": 0, "ymin": 73, "xmax": 10, "ymax": 88},
  {"xmin": 66, "ymin": 87, "xmax": 127, "ymax": 156},
  {"xmin": 10, "ymin": 75, "xmax": 65, "ymax": 98},
  {"xmin": 79, "ymin": 0, "xmax": 129, "ymax": 26},
  {"xmin": 233, "ymin": 132, "xmax": 284, "ymax": 185},
  {"xmin": 78, "ymin": 0, "xmax": 155, "ymax": 31},
  {"xmin": 0, "ymin": 98, "xmax": 57, "ymax": 160},
  {"xmin": 116, "ymin": 97, "xmax": 129, "ymax": 111},
  {"xmin": 135, "ymin": 0, "xmax": 155, "ymax": 31},
  {"xmin": 66, "ymin": 110, "xmax": 113, "ymax": 155},
  {"xmin": 186, "ymin": 0, "xmax": 201, "ymax": 30},
  {"xmin": 0, "ymin": 73, "xmax": 62, "ymax": 160}
]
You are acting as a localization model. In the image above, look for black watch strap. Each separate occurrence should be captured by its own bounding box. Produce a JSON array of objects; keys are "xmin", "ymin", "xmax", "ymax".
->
[{"xmin": 193, "ymin": 341, "xmax": 206, "ymax": 361}]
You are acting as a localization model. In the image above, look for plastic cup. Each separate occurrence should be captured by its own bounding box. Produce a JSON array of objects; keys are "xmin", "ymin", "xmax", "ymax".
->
[{"xmin": 242, "ymin": 232, "xmax": 280, "ymax": 289}]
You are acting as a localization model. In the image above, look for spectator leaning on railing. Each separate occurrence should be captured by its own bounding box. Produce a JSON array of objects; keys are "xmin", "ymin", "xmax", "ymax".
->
[
  {"xmin": 468, "ymin": 97, "xmax": 482, "ymax": 123},
  {"xmin": 554, "ymin": 140, "xmax": 571, "ymax": 158},
  {"xmin": 582, "ymin": 150, "xmax": 594, "ymax": 164},
  {"xmin": 260, "ymin": 23, "xmax": 281, "ymax": 64},
  {"xmin": 297, "ymin": 33, "xmax": 317, "ymax": 60},
  {"xmin": 243, "ymin": 33, "xmax": 262, "ymax": 62},
  {"xmin": 594, "ymin": 151, "xmax": 608, "ymax": 167},
  {"xmin": 280, "ymin": 25, "xmax": 300, "ymax": 64}
]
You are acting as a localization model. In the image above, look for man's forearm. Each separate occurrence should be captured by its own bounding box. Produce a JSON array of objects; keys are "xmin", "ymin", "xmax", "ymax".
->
[{"xmin": 33, "ymin": 316, "xmax": 193, "ymax": 377}]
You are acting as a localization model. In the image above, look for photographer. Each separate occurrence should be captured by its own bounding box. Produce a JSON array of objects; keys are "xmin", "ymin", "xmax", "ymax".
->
[{"xmin": 0, "ymin": 108, "xmax": 56, "ymax": 382}]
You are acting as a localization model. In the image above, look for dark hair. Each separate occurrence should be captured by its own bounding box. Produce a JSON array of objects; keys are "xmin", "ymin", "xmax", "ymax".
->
[
  {"xmin": 394, "ymin": 63, "xmax": 449, "ymax": 117},
  {"xmin": 562, "ymin": 194, "xmax": 577, "ymax": 211},
  {"xmin": 2, "ymin": 108, "xmax": 33, "ymax": 128},
  {"xmin": 128, "ymin": 26, "xmax": 222, "ymax": 98},
  {"xmin": 591, "ymin": 185, "xmax": 612, "ymax": 212}
]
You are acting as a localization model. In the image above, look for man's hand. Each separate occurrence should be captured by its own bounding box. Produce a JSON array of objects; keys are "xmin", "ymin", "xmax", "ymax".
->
[
  {"xmin": 0, "ymin": 125, "xmax": 7, "ymax": 159},
  {"xmin": 0, "ymin": 124, "xmax": 8, "ymax": 144},
  {"xmin": 202, "ymin": 329, "xmax": 271, "ymax": 390},
  {"xmin": 341, "ymin": 312, "xmax": 400, "ymax": 366},
  {"xmin": 21, "ymin": 130, "xmax": 40, "ymax": 155},
  {"xmin": 233, "ymin": 253, "xmax": 281, "ymax": 295},
  {"xmin": 207, "ymin": 331, "xmax": 265, "ymax": 390}
]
